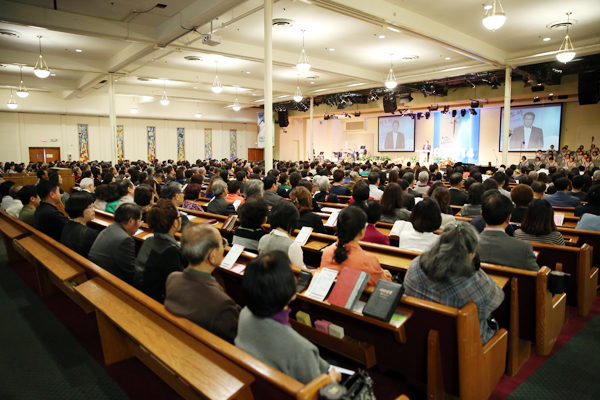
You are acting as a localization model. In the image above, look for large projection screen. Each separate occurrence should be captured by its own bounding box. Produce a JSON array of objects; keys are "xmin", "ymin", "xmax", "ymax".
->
[
  {"xmin": 499, "ymin": 103, "xmax": 562, "ymax": 151},
  {"xmin": 378, "ymin": 116, "xmax": 415, "ymax": 152}
]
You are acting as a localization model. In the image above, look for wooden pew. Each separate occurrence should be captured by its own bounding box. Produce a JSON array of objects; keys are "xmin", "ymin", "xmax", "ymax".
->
[
  {"xmin": 0, "ymin": 210, "xmax": 30, "ymax": 262},
  {"xmin": 213, "ymin": 250, "xmax": 508, "ymax": 400},
  {"xmin": 0, "ymin": 212, "xmax": 337, "ymax": 400}
]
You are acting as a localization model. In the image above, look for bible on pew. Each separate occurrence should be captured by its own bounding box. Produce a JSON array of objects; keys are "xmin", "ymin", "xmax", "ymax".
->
[
  {"xmin": 363, "ymin": 280, "xmax": 405, "ymax": 322},
  {"xmin": 328, "ymin": 268, "xmax": 369, "ymax": 310}
]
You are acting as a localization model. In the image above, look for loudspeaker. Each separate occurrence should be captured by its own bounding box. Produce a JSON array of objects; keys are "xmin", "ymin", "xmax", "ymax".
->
[
  {"xmin": 578, "ymin": 71, "xmax": 599, "ymax": 105},
  {"xmin": 383, "ymin": 96, "xmax": 397, "ymax": 113},
  {"xmin": 277, "ymin": 110, "xmax": 289, "ymax": 127}
]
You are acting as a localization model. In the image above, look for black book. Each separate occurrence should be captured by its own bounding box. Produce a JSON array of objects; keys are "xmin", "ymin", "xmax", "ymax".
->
[{"xmin": 363, "ymin": 280, "xmax": 404, "ymax": 322}]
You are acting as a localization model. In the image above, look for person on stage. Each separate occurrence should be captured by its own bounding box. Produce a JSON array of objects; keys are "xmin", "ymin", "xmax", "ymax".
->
[
  {"xmin": 384, "ymin": 120, "xmax": 405, "ymax": 150},
  {"xmin": 509, "ymin": 112, "xmax": 543, "ymax": 150},
  {"xmin": 423, "ymin": 141, "xmax": 432, "ymax": 162}
]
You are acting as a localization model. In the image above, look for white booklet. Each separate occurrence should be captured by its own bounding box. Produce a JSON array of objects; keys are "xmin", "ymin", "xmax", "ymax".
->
[
  {"xmin": 554, "ymin": 213, "xmax": 565, "ymax": 227},
  {"xmin": 232, "ymin": 199, "xmax": 242, "ymax": 210},
  {"xmin": 305, "ymin": 268, "xmax": 338, "ymax": 302},
  {"xmin": 389, "ymin": 220, "xmax": 407, "ymax": 237},
  {"xmin": 324, "ymin": 212, "xmax": 339, "ymax": 227},
  {"xmin": 295, "ymin": 226, "xmax": 313, "ymax": 246},
  {"xmin": 220, "ymin": 244, "xmax": 244, "ymax": 270}
]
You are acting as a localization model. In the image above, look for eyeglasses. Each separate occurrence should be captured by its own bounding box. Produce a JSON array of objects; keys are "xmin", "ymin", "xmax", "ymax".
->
[{"xmin": 222, "ymin": 238, "xmax": 229, "ymax": 247}]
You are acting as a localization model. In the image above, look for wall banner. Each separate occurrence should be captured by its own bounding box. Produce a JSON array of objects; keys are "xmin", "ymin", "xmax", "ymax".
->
[
  {"xmin": 78, "ymin": 124, "xmax": 89, "ymax": 162},
  {"xmin": 230, "ymin": 129, "xmax": 237, "ymax": 160},
  {"xmin": 204, "ymin": 128, "xmax": 212, "ymax": 160},
  {"xmin": 116, "ymin": 125, "xmax": 124, "ymax": 162},
  {"xmin": 177, "ymin": 128, "xmax": 185, "ymax": 162},
  {"xmin": 147, "ymin": 126, "xmax": 156, "ymax": 162}
]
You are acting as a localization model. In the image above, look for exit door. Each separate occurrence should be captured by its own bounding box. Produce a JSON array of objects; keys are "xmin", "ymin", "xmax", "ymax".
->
[{"xmin": 29, "ymin": 147, "xmax": 61, "ymax": 163}]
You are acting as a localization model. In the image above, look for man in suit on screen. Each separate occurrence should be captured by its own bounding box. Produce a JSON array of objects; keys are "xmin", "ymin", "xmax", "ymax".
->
[
  {"xmin": 384, "ymin": 120, "xmax": 405, "ymax": 150},
  {"xmin": 510, "ymin": 112, "xmax": 544, "ymax": 150}
]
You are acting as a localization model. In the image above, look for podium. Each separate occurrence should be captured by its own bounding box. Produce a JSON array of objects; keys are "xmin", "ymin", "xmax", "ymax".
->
[{"xmin": 415, "ymin": 149, "xmax": 429, "ymax": 164}]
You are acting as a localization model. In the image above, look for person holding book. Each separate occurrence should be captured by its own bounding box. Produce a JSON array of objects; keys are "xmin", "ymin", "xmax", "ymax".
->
[
  {"xmin": 513, "ymin": 199, "xmax": 565, "ymax": 245},
  {"xmin": 320, "ymin": 206, "xmax": 392, "ymax": 286},
  {"xmin": 235, "ymin": 251, "xmax": 341, "ymax": 384},
  {"xmin": 404, "ymin": 222, "xmax": 504, "ymax": 344}
]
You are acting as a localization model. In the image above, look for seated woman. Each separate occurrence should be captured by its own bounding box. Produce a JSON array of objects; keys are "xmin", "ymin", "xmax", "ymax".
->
[
  {"xmin": 135, "ymin": 199, "xmax": 186, "ymax": 303},
  {"xmin": 430, "ymin": 186, "xmax": 456, "ymax": 228},
  {"xmin": 394, "ymin": 198, "xmax": 442, "ymax": 253},
  {"xmin": 258, "ymin": 200, "xmax": 304, "ymax": 268},
  {"xmin": 359, "ymin": 200, "xmax": 390, "ymax": 245},
  {"xmin": 93, "ymin": 184, "xmax": 108, "ymax": 211},
  {"xmin": 225, "ymin": 180, "xmax": 245, "ymax": 205},
  {"xmin": 204, "ymin": 176, "xmax": 222, "ymax": 199},
  {"xmin": 514, "ymin": 199, "xmax": 565, "ymax": 245},
  {"xmin": 134, "ymin": 184, "xmax": 155, "ymax": 221},
  {"xmin": 290, "ymin": 186, "xmax": 326, "ymax": 234},
  {"xmin": 404, "ymin": 222, "xmax": 504, "ymax": 344},
  {"xmin": 278, "ymin": 172, "xmax": 291, "ymax": 190},
  {"xmin": 380, "ymin": 182, "xmax": 410, "ymax": 223},
  {"xmin": 232, "ymin": 197, "xmax": 269, "ymax": 251},
  {"xmin": 175, "ymin": 168, "xmax": 186, "ymax": 185},
  {"xmin": 574, "ymin": 186, "xmax": 600, "ymax": 217},
  {"xmin": 60, "ymin": 192, "xmax": 99, "ymax": 258},
  {"xmin": 349, "ymin": 180, "xmax": 370, "ymax": 206},
  {"xmin": 235, "ymin": 251, "xmax": 341, "ymax": 384},
  {"xmin": 460, "ymin": 183, "xmax": 484, "ymax": 218},
  {"xmin": 101, "ymin": 173, "xmax": 115, "ymax": 186},
  {"xmin": 103, "ymin": 182, "xmax": 121, "ymax": 213},
  {"xmin": 312, "ymin": 175, "xmax": 339, "ymax": 203},
  {"xmin": 320, "ymin": 206, "xmax": 392, "ymax": 286},
  {"xmin": 182, "ymin": 183, "xmax": 204, "ymax": 212},
  {"xmin": 510, "ymin": 184, "xmax": 534, "ymax": 223}
]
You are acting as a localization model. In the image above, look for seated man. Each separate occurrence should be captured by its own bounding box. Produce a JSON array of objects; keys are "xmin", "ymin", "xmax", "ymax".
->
[
  {"xmin": 262, "ymin": 175, "xmax": 283, "ymax": 206},
  {"xmin": 329, "ymin": 169, "xmax": 351, "ymax": 196},
  {"xmin": 17, "ymin": 185, "xmax": 40, "ymax": 226},
  {"xmin": 164, "ymin": 223, "xmax": 241, "ymax": 343},
  {"xmin": 367, "ymin": 171, "xmax": 383, "ymax": 200},
  {"xmin": 88, "ymin": 203, "xmax": 141, "ymax": 285},
  {"xmin": 160, "ymin": 181, "xmax": 190, "ymax": 231},
  {"xmin": 544, "ymin": 177, "xmax": 581, "ymax": 207},
  {"xmin": 6, "ymin": 184, "xmax": 23, "ymax": 218},
  {"xmin": 207, "ymin": 180, "xmax": 236, "ymax": 216},
  {"xmin": 477, "ymin": 190, "xmax": 539, "ymax": 271},
  {"xmin": 34, "ymin": 180, "xmax": 69, "ymax": 241},
  {"xmin": 448, "ymin": 172, "xmax": 468, "ymax": 205}
]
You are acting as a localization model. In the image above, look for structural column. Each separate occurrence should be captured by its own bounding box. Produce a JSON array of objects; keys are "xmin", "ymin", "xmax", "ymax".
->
[
  {"xmin": 264, "ymin": 0, "xmax": 273, "ymax": 170},
  {"xmin": 310, "ymin": 96, "xmax": 314, "ymax": 160},
  {"xmin": 108, "ymin": 73, "xmax": 118, "ymax": 164},
  {"xmin": 502, "ymin": 67, "xmax": 512, "ymax": 166}
]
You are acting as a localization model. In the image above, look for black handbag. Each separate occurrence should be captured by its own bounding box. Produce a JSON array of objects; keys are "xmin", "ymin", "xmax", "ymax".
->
[{"xmin": 319, "ymin": 369, "xmax": 376, "ymax": 400}]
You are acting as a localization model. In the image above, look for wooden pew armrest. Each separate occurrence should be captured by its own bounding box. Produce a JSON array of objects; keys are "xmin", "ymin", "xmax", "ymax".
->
[{"xmin": 296, "ymin": 374, "xmax": 333, "ymax": 400}]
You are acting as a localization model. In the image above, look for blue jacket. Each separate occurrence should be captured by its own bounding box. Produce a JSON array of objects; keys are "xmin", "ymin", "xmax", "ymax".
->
[{"xmin": 544, "ymin": 192, "xmax": 581, "ymax": 207}]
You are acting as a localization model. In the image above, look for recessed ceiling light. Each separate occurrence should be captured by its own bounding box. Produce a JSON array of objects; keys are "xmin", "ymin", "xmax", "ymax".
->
[
  {"xmin": 543, "ymin": 37, "xmax": 551, "ymax": 41},
  {"xmin": 549, "ymin": 93, "xmax": 554, "ymax": 96},
  {"xmin": 194, "ymin": 87, "xmax": 198, "ymax": 89},
  {"xmin": 328, "ymin": 48, "xmax": 335, "ymax": 51},
  {"xmin": 252, "ymin": 93, "xmax": 256, "ymax": 95},
  {"xmin": 445, "ymin": 57, "xmax": 451, "ymax": 60},
  {"xmin": 310, "ymin": 82, "xmax": 314, "ymax": 84},
  {"xmin": 378, "ymin": 34, "xmax": 385, "ymax": 39},
  {"xmin": 50, "ymin": 73, "xmax": 56, "ymax": 76},
  {"xmin": 246, "ymin": 71, "xmax": 251, "ymax": 74},
  {"xmin": 75, "ymin": 49, "xmax": 83, "ymax": 52},
  {"xmin": 483, "ymin": 5, "xmax": 493, "ymax": 10}
]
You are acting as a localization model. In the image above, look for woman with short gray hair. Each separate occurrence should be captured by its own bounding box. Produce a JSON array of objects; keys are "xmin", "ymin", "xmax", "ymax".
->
[
  {"xmin": 313, "ymin": 175, "xmax": 339, "ymax": 203},
  {"xmin": 404, "ymin": 222, "xmax": 504, "ymax": 344}
]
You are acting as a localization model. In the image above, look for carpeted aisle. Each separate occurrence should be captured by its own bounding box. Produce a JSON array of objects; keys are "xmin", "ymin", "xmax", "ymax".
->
[
  {"xmin": 0, "ymin": 249, "xmax": 130, "ymax": 400},
  {"xmin": 506, "ymin": 311, "xmax": 600, "ymax": 400}
]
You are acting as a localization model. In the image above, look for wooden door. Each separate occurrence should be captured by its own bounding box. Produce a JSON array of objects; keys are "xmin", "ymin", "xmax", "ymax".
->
[
  {"xmin": 29, "ymin": 148, "xmax": 45, "ymax": 163},
  {"xmin": 248, "ymin": 148, "xmax": 256, "ymax": 161},
  {"xmin": 45, "ymin": 147, "xmax": 61, "ymax": 163},
  {"xmin": 255, "ymin": 148, "xmax": 264, "ymax": 161}
]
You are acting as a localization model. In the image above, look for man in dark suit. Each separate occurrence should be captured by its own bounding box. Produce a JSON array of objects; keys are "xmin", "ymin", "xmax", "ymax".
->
[
  {"xmin": 207, "ymin": 179, "xmax": 237, "ymax": 216},
  {"xmin": 165, "ymin": 224, "xmax": 241, "ymax": 343},
  {"xmin": 34, "ymin": 180, "xmax": 69, "ymax": 242},
  {"xmin": 477, "ymin": 191, "xmax": 539, "ymax": 271},
  {"xmin": 88, "ymin": 203, "xmax": 141, "ymax": 285},
  {"xmin": 384, "ymin": 120, "xmax": 405, "ymax": 150},
  {"xmin": 509, "ymin": 112, "xmax": 544, "ymax": 150},
  {"xmin": 398, "ymin": 180, "xmax": 416, "ymax": 211},
  {"xmin": 448, "ymin": 172, "xmax": 468, "ymax": 205},
  {"xmin": 545, "ymin": 177, "xmax": 582, "ymax": 207}
]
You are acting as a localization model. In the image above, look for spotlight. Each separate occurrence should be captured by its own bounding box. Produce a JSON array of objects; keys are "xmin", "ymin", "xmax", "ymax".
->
[
  {"xmin": 490, "ymin": 75, "xmax": 499, "ymax": 90},
  {"xmin": 548, "ymin": 96, "xmax": 554, "ymax": 101},
  {"xmin": 429, "ymin": 104, "xmax": 439, "ymax": 111},
  {"xmin": 451, "ymin": 109, "xmax": 457, "ymax": 117},
  {"xmin": 442, "ymin": 105, "xmax": 450, "ymax": 114},
  {"xmin": 410, "ymin": 114, "xmax": 415, "ymax": 120},
  {"xmin": 469, "ymin": 109, "xmax": 477, "ymax": 116},
  {"xmin": 523, "ymin": 73, "xmax": 532, "ymax": 88},
  {"xmin": 465, "ymin": 80, "xmax": 476, "ymax": 89},
  {"xmin": 533, "ymin": 97, "xmax": 541, "ymax": 103},
  {"xmin": 471, "ymin": 101, "xmax": 480, "ymax": 108},
  {"xmin": 400, "ymin": 94, "xmax": 413, "ymax": 103},
  {"xmin": 417, "ymin": 113, "xmax": 422, "ymax": 120},
  {"xmin": 425, "ymin": 112, "xmax": 431, "ymax": 119},
  {"xmin": 532, "ymin": 84, "xmax": 545, "ymax": 92},
  {"xmin": 354, "ymin": 111, "xmax": 361, "ymax": 117},
  {"xmin": 460, "ymin": 109, "xmax": 466, "ymax": 117}
]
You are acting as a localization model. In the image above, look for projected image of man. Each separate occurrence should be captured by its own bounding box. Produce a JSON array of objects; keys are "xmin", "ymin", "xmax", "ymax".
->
[
  {"xmin": 384, "ymin": 120, "xmax": 405, "ymax": 150},
  {"xmin": 510, "ymin": 112, "xmax": 543, "ymax": 150}
]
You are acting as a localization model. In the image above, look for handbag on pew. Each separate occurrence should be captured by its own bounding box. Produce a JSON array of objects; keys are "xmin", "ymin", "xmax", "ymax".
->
[{"xmin": 319, "ymin": 369, "xmax": 376, "ymax": 400}]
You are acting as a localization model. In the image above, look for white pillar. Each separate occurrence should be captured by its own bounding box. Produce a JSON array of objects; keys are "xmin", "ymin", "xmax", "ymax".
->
[
  {"xmin": 502, "ymin": 67, "xmax": 512, "ymax": 166},
  {"xmin": 264, "ymin": 0, "xmax": 273, "ymax": 170},
  {"xmin": 310, "ymin": 96, "xmax": 314, "ymax": 160},
  {"xmin": 108, "ymin": 73, "xmax": 118, "ymax": 164}
]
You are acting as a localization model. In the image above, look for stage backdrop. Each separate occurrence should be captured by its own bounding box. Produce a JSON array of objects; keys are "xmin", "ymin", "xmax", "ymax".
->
[
  {"xmin": 499, "ymin": 104, "xmax": 562, "ymax": 151},
  {"xmin": 432, "ymin": 111, "xmax": 480, "ymax": 164},
  {"xmin": 378, "ymin": 116, "xmax": 415, "ymax": 152}
]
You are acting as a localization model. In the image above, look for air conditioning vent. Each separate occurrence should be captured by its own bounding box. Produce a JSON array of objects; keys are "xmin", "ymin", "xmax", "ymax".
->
[
  {"xmin": 184, "ymin": 56, "xmax": 203, "ymax": 61},
  {"xmin": 344, "ymin": 120, "xmax": 367, "ymax": 132},
  {"xmin": 272, "ymin": 18, "xmax": 294, "ymax": 29},
  {"xmin": 401, "ymin": 55, "xmax": 419, "ymax": 62},
  {"xmin": 137, "ymin": 77, "xmax": 151, "ymax": 82},
  {"xmin": 0, "ymin": 29, "xmax": 21, "ymax": 39},
  {"xmin": 546, "ymin": 19, "xmax": 578, "ymax": 30}
]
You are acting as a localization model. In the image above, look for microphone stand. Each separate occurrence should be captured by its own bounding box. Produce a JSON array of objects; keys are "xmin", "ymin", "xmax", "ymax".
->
[
  {"xmin": 493, "ymin": 149, "xmax": 499, "ymax": 167},
  {"xmin": 519, "ymin": 141, "xmax": 524, "ymax": 163}
]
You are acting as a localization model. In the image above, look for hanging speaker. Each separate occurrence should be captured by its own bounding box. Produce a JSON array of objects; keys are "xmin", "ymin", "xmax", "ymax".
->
[
  {"xmin": 278, "ymin": 110, "xmax": 289, "ymax": 127},
  {"xmin": 578, "ymin": 71, "xmax": 599, "ymax": 105},
  {"xmin": 383, "ymin": 96, "xmax": 397, "ymax": 114}
]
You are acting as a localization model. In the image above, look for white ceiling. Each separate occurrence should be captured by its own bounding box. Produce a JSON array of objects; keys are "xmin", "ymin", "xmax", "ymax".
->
[{"xmin": 0, "ymin": 0, "xmax": 599, "ymax": 119}]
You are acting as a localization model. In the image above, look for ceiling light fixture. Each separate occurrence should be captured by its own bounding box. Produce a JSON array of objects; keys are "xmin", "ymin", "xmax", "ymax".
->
[
  {"xmin": 7, "ymin": 89, "xmax": 17, "ymax": 109},
  {"xmin": 293, "ymin": 75, "xmax": 303, "ymax": 102},
  {"xmin": 33, "ymin": 35, "xmax": 50, "ymax": 78},
  {"xmin": 482, "ymin": 0, "xmax": 506, "ymax": 31},
  {"xmin": 195, "ymin": 103, "xmax": 202, "ymax": 118},
  {"xmin": 328, "ymin": 48, "xmax": 335, "ymax": 51},
  {"xmin": 212, "ymin": 61, "xmax": 223, "ymax": 93},
  {"xmin": 16, "ymin": 66, "xmax": 29, "ymax": 98},
  {"xmin": 543, "ymin": 37, "xmax": 551, "ymax": 42},
  {"xmin": 296, "ymin": 29, "xmax": 311, "ymax": 73},
  {"xmin": 445, "ymin": 57, "xmax": 451, "ymax": 60},
  {"xmin": 232, "ymin": 88, "xmax": 241, "ymax": 111},
  {"xmin": 160, "ymin": 80, "xmax": 169, "ymax": 106},
  {"xmin": 75, "ymin": 49, "xmax": 83, "ymax": 53},
  {"xmin": 130, "ymin": 99, "xmax": 138, "ymax": 113},
  {"xmin": 556, "ymin": 12, "xmax": 576, "ymax": 63},
  {"xmin": 384, "ymin": 53, "xmax": 397, "ymax": 89}
]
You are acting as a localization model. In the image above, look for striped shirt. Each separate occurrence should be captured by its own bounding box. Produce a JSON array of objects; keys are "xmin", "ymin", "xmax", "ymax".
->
[{"xmin": 513, "ymin": 229, "xmax": 565, "ymax": 246}]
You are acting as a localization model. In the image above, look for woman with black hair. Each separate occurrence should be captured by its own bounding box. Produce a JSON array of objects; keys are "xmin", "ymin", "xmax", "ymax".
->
[
  {"xmin": 235, "ymin": 251, "xmax": 341, "ymax": 384},
  {"xmin": 257, "ymin": 200, "xmax": 304, "ymax": 268},
  {"xmin": 103, "ymin": 182, "xmax": 121, "ymax": 213},
  {"xmin": 320, "ymin": 206, "xmax": 392, "ymax": 286},
  {"xmin": 233, "ymin": 197, "xmax": 269, "ymax": 251},
  {"xmin": 60, "ymin": 192, "xmax": 99, "ymax": 258},
  {"xmin": 514, "ymin": 199, "xmax": 565, "ymax": 245}
]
